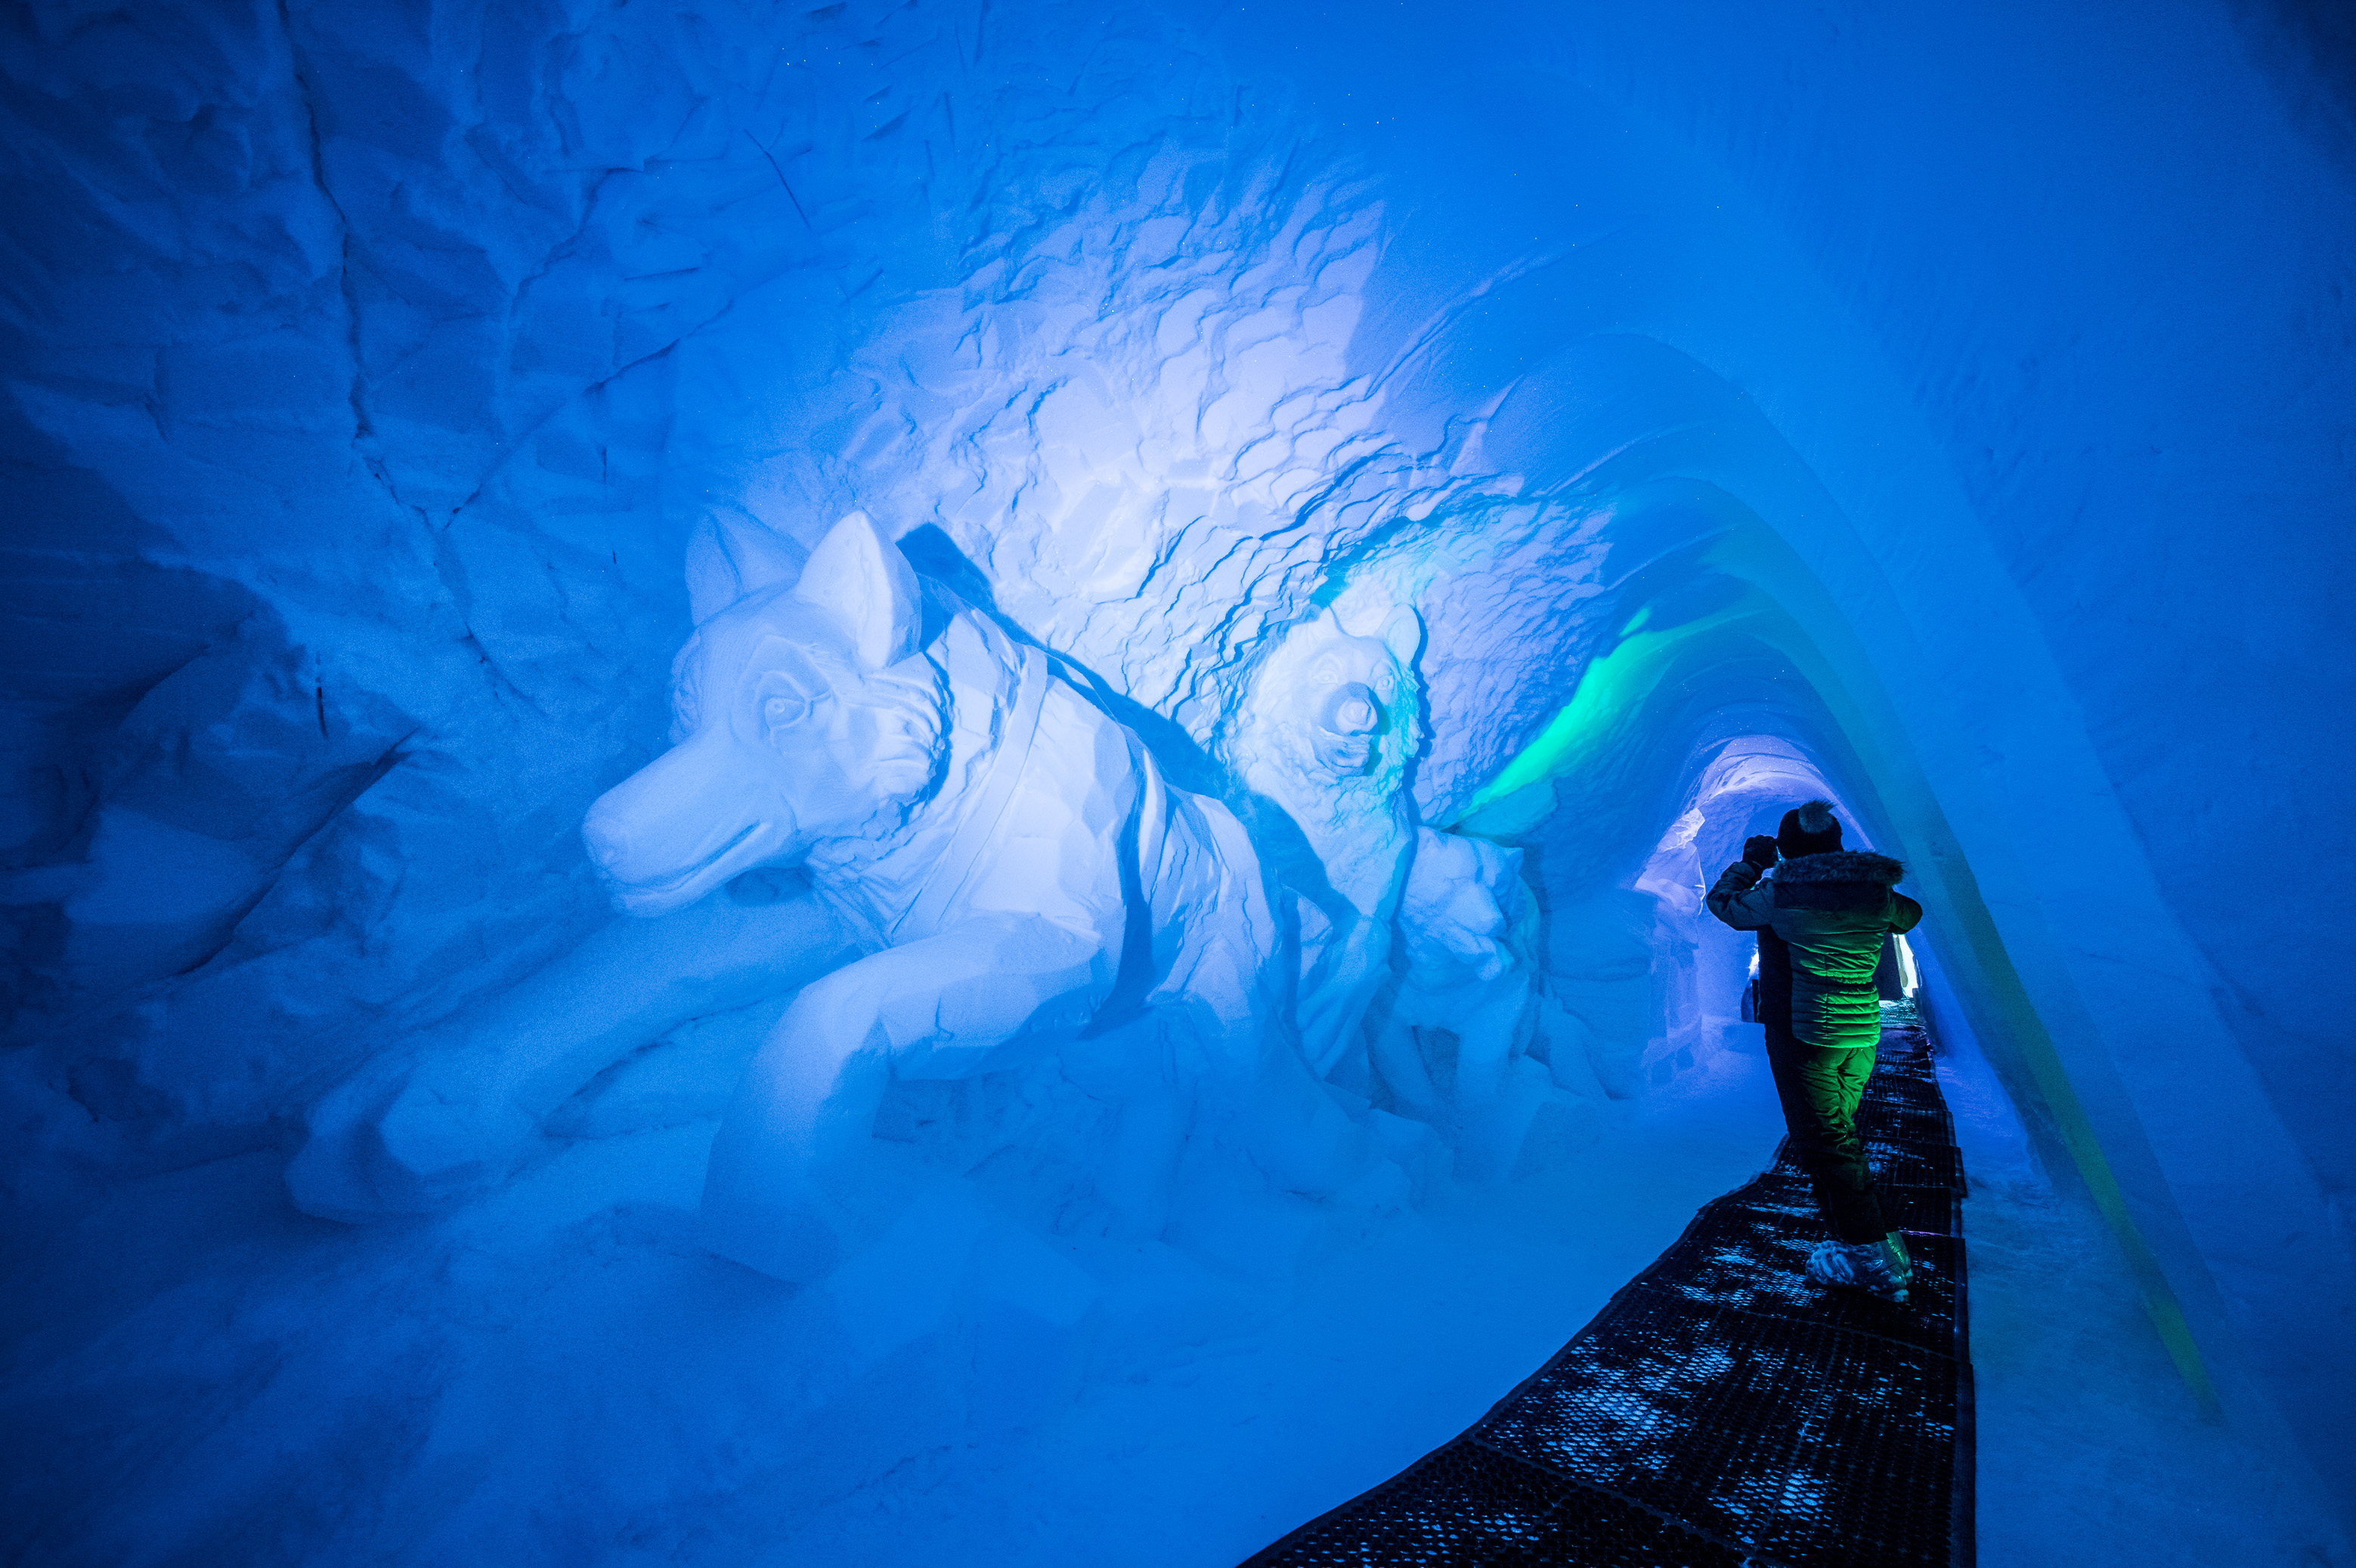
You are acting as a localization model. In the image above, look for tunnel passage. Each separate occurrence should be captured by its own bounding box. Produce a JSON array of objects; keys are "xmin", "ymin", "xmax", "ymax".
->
[
  {"xmin": 3, "ymin": 0, "xmax": 2351, "ymax": 1560},
  {"xmin": 1525, "ymin": 726, "xmax": 1895, "ymax": 1106},
  {"xmin": 1243, "ymin": 1000, "xmax": 1972, "ymax": 1568}
]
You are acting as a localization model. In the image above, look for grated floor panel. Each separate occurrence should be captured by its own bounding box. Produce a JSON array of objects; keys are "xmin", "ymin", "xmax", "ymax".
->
[{"xmin": 1243, "ymin": 1002, "xmax": 1973, "ymax": 1568}]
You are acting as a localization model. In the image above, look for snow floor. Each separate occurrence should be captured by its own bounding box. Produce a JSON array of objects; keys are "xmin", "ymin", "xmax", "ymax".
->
[
  {"xmin": 1936, "ymin": 1040, "xmax": 2351, "ymax": 1568},
  {"xmin": 3, "ymin": 1034, "xmax": 2348, "ymax": 1566}
]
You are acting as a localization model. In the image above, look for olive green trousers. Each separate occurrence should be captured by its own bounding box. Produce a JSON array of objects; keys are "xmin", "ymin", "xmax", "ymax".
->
[{"xmin": 1764, "ymin": 1032, "xmax": 1887, "ymax": 1244}]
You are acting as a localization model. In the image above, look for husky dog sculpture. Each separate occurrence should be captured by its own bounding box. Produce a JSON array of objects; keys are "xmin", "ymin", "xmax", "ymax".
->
[
  {"xmin": 581, "ymin": 512, "xmax": 1343, "ymax": 1282},
  {"xmin": 1366, "ymin": 827, "xmax": 1545, "ymax": 1177},
  {"xmin": 1228, "ymin": 605, "xmax": 1422, "ymax": 1081}
]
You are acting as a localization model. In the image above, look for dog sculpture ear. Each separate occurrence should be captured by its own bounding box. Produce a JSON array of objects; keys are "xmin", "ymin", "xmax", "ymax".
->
[
  {"xmin": 1382, "ymin": 605, "xmax": 1423, "ymax": 666},
  {"xmin": 686, "ymin": 515, "xmax": 808, "ymax": 624},
  {"xmin": 793, "ymin": 511, "xmax": 922, "ymax": 668}
]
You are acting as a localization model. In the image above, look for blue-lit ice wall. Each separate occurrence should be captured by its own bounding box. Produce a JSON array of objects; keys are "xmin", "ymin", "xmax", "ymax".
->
[{"xmin": 4, "ymin": 0, "xmax": 2353, "ymax": 1540}]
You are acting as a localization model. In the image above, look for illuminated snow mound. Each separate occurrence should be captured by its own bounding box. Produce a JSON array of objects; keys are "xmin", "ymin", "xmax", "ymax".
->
[{"xmin": 3, "ymin": 0, "xmax": 2353, "ymax": 1561}]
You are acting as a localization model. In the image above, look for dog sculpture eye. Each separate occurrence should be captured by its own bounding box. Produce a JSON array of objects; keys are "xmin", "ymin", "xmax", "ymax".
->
[{"xmin": 762, "ymin": 692, "xmax": 812, "ymax": 731}]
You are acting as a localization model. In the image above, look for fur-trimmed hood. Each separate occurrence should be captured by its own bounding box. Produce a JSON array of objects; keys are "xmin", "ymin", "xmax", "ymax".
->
[{"xmin": 1776, "ymin": 850, "xmax": 1906, "ymax": 886}]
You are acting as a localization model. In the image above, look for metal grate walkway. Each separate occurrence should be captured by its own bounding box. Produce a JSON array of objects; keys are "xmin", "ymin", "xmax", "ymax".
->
[{"xmin": 1243, "ymin": 1003, "xmax": 1973, "ymax": 1567}]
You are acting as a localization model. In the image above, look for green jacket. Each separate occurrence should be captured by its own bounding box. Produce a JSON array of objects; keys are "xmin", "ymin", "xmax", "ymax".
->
[{"xmin": 1707, "ymin": 851, "xmax": 1922, "ymax": 1050}]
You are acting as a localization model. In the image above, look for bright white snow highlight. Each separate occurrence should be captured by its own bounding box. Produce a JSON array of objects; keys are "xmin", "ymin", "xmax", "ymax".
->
[{"xmin": 2, "ymin": 0, "xmax": 2352, "ymax": 1563}]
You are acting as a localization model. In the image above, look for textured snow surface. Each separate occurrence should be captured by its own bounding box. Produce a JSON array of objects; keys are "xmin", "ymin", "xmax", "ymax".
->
[
  {"xmin": 6, "ymin": 1041, "xmax": 2345, "ymax": 1566},
  {"xmin": 5, "ymin": 0, "xmax": 2354, "ymax": 1560}
]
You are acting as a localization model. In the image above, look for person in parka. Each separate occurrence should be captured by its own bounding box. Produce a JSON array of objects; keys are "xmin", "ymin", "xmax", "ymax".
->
[{"xmin": 1707, "ymin": 799, "xmax": 1924, "ymax": 1301}]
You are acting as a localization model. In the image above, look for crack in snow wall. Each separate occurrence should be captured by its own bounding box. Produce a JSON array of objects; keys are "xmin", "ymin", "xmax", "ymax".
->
[{"xmin": 3, "ymin": 0, "xmax": 2353, "ymax": 1528}]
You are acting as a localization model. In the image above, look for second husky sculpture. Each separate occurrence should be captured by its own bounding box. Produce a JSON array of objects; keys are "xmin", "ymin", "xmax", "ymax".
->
[{"xmin": 581, "ymin": 512, "xmax": 1360, "ymax": 1282}]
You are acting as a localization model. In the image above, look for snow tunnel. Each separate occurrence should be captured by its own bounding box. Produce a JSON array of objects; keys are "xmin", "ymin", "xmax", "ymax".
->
[{"xmin": 4, "ymin": 1, "xmax": 2352, "ymax": 1563}]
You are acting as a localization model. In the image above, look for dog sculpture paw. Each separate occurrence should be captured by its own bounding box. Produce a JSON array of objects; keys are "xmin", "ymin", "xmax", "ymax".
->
[{"xmin": 288, "ymin": 1056, "xmax": 537, "ymax": 1220}]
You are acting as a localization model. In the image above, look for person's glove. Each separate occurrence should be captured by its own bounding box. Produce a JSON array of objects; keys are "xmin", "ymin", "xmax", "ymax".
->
[{"xmin": 1743, "ymin": 835, "xmax": 1780, "ymax": 871}]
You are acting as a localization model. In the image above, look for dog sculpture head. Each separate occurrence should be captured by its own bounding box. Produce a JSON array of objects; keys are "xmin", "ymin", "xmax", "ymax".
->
[
  {"xmin": 583, "ymin": 513, "xmax": 949, "ymax": 916},
  {"xmin": 1238, "ymin": 605, "xmax": 1420, "ymax": 789}
]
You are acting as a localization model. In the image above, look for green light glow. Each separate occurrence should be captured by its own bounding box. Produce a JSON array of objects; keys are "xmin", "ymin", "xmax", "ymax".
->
[{"xmin": 1454, "ymin": 598, "xmax": 1749, "ymax": 820}]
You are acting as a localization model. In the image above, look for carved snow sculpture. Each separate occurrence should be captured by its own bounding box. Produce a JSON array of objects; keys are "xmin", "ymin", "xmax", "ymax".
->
[
  {"xmin": 1365, "ymin": 828, "xmax": 1553, "ymax": 1178},
  {"xmin": 1544, "ymin": 887, "xmax": 1664, "ymax": 1100},
  {"xmin": 285, "ymin": 889, "xmax": 864, "ymax": 1220},
  {"xmin": 284, "ymin": 519, "xmax": 876, "ymax": 1223},
  {"xmin": 580, "ymin": 512, "xmax": 1356, "ymax": 1283},
  {"xmin": 1227, "ymin": 605, "xmax": 1424, "ymax": 1083}
]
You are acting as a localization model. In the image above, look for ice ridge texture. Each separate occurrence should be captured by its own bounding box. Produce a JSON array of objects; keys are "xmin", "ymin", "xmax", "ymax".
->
[{"xmin": 3, "ymin": 0, "xmax": 2354, "ymax": 1553}]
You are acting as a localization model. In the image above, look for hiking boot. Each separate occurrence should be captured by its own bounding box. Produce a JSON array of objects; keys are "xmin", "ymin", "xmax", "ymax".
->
[
  {"xmin": 1883, "ymin": 1230, "xmax": 1914, "ymax": 1290},
  {"xmin": 1807, "ymin": 1237, "xmax": 1910, "ymax": 1302}
]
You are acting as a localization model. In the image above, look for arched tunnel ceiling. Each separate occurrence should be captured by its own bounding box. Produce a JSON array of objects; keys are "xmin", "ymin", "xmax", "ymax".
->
[{"xmin": 3, "ymin": 0, "xmax": 2352, "ymax": 1524}]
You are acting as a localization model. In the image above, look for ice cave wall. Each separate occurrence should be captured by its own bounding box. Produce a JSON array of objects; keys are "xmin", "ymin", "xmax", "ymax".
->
[{"xmin": 3, "ymin": 0, "xmax": 2351, "ymax": 1516}]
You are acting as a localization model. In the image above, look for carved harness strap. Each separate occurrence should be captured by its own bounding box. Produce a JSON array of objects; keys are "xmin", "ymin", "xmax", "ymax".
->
[{"xmin": 892, "ymin": 642, "xmax": 1050, "ymax": 940}]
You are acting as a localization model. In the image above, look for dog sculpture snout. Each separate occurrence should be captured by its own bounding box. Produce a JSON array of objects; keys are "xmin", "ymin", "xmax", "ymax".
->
[{"xmin": 582, "ymin": 731, "xmax": 798, "ymax": 917}]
